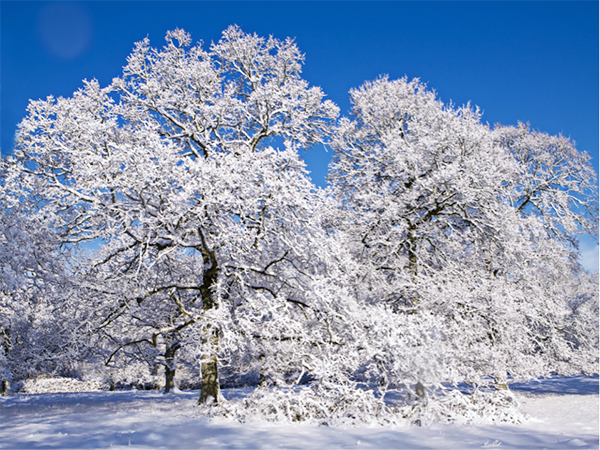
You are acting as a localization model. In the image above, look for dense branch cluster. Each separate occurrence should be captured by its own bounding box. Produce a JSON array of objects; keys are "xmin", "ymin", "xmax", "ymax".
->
[{"xmin": 1, "ymin": 27, "xmax": 597, "ymax": 423}]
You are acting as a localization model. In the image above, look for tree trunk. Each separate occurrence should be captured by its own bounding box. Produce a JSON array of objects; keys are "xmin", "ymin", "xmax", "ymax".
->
[
  {"xmin": 1, "ymin": 380, "xmax": 7, "ymax": 396},
  {"xmin": 164, "ymin": 345, "xmax": 176, "ymax": 394},
  {"xmin": 415, "ymin": 380, "xmax": 425, "ymax": 397},
  {"xmin": 494, "ymin": 376, "xmax": 509, "ymax": 391},
  {"xmin": 406, "ymin": 225, "xmax": 421, "ymax": 310},
  {"xmin": 494, "ymin": 370, "xmax": 509, "ymax": 391},
  {"xmin": 197, "ymin": 247, "xmax": 220, "ymax": 405},
  {"xmin": 199, "ymin": 327, "xmax": 219, "ymax": 404},
  {"xmin": 259, "ymin": 353, "xmax": 266, "ymax": 387}
]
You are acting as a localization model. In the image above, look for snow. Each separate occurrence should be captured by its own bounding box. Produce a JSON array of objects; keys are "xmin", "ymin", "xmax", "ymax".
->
[{"xmin": 1, "ymin": 376, "xmax": 597, "ymax": 449}]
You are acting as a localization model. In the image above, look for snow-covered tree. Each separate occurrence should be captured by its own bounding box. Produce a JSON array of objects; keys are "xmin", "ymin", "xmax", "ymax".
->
[
  {"xmin": 327, "ymin": 76, "xmax": 599, "ymax": 392},
  {"xmin": 0, "ymin": 162, "xmax": 92, "ymax": 393},
  {"xmin": 493, "ymin": 122, "xmax": 598, "ymax": 251},
  {"xmin": 12, "ymin": 26, "xmax": 338, "ymax": 403},
  {"xmin": 328, "ymin": 76, "xmax": 514, "ymax": 305}
]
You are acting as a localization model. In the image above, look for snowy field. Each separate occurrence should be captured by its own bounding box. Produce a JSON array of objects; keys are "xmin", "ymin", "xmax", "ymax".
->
[{"xmin": 1, "ymin": 376, "xmax": 597, "ymax": 449}]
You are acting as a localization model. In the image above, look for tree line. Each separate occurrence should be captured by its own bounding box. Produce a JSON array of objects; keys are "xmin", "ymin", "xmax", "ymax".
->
[{"xmin": 1, "ymin": 26, "xmax": 597, "ymax": 423}]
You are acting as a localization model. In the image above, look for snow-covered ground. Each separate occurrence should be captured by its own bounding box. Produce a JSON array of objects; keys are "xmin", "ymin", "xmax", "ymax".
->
[{"xmin": 1, "ymin": 376, "xmax": 597, "ymax": 449}]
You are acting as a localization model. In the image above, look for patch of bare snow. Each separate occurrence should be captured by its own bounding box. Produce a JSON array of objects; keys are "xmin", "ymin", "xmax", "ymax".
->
[{"xmin": 0, "ymin": 377, "xmax": 598, "ymax": 449}]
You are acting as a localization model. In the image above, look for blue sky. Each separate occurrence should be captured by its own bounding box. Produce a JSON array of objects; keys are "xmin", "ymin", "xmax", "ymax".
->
[{"xmin": 2, "ymin": 1, "xmax": 598, "ymax": 269}]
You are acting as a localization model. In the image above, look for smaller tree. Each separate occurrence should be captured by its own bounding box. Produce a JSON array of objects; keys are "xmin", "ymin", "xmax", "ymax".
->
[
  {"xmin": 327, "ymin": 75, "xmax": 599, "ymax": 396},
  {"xmin": 328, "ymin": 75, "xmax": 517, "ymax": 308},
  {"xmin": 494, "ymin": 122, "xmax": 598, "ymax": 248},
  {"xmin": 0, "ymin": 164, "xmax": 90, "ymax": 392}
]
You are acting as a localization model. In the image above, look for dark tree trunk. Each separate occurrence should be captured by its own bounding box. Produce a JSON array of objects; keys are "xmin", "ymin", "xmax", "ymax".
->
[
  {"xmin": 197, "ymin": 242, "xmax": 220, "ymax": 405},
  {"xmin": 405, "ymin": 225, "xmax": 421, "ymax": 310},
  {"xmin": 408, "ymin": 234, "xmax": 418, "ymax": 278},
  {"xmin": 164, "ymin": 345, "xmax": 177, "ymax": 394},
  {"xmin": 415, "ymin": 381, "xmax": 425, "ymax": 397},
  {"xmin": 1, "ymin": 380, "xmax": 7, "ymax": 396},
  {"xmin": 199, "ymin": 327, "xmax": 219, "ymax": 404},
  {"xmin": 259, "ymin": 353, "xmax": 266, "ymax": 387}
]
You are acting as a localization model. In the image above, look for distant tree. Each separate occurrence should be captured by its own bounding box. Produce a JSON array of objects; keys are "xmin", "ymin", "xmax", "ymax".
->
[
  {"xmin": 0, "ymin": 164, "xmax": 89, "ymax": 392},
  {"xmin": 493, "ymin": 122, "xmax": 598, "ymax": 250},
  {"xmin": 327, "ymin": 76, "xmax": 599, "ymax": 390}
]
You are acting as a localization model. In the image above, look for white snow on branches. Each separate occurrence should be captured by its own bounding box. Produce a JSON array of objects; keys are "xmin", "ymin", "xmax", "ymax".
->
[{"xmin": 1, "ymin": 27, "xmax": 597, "ymax": 424}]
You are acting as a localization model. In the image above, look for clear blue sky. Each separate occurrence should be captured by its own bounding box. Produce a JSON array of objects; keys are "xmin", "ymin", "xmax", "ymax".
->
[
  {"xmin": 0, "ymin": 0, "xmax": 599, "ymax": 184},
  {"xmin": 2, "ymin": 1, "xmax": 598, "ymax": 267}
]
